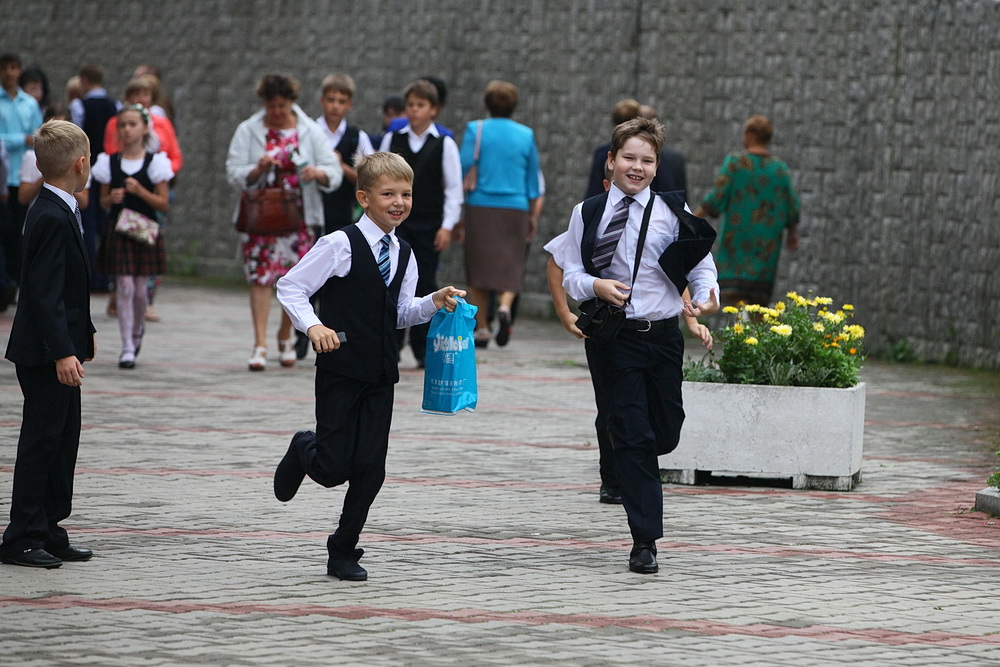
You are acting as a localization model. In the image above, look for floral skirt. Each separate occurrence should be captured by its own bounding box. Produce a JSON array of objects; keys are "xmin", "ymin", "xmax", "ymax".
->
[{"xmin": 241, "ymin": 226, "xmax": 313, "ymax": 287}]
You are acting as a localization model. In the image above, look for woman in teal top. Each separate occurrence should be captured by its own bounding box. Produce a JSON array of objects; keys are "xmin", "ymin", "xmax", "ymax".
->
[
  {"xmin": 460, "ymin": 80, "xmax": 541, "ymax": 348},
  {"xmin": 697, "ymin": 115, "xmax": 800, "ymax": 306}
]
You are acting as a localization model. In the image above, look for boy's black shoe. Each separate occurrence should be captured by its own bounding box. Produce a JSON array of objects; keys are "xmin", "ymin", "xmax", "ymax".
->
[
  {"xmin": 599, "ymin": 485, "xmax": 623, "ymax": 504},
  {"xmin": 328, "ymin": 547, "xmax": 367, "ymax": 581},
  {"xmin": 48, "ymin": 545, "xmax": 93, "ymax": 562},
  {"xmin": 274, "ymin": 431, "xmax": 311, "ymax": 502},
  {"xmin": 628, "ymin": 541, "xmax": 658, "ymax": 574},
  {"xmin": 0, "ymin": 547, "xmax": 63, "ymax": 568}
]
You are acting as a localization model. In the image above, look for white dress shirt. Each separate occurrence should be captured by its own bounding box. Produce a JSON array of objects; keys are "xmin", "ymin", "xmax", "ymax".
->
[
  {"xmin": 276, "ymin": 214, "xmax": 439, "ymax": 335},
  {"xmin": 42, "ymin": 183, "xmax": 83, "ymax": 234},
  {"xmin": 561, "ymin": 183, "xmax": 719, "ymax": 321},
  {"xmin": 378, "ymin": 123, "xmax": 463, "ymax": 230},
  {"xmin": 315, "ymin": 117, "xmax": 375, "ymax": 159}
]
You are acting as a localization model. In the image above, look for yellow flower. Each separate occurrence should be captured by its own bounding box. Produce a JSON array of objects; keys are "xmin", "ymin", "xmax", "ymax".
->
[
  {"xmin": 764, "ymin": 308, "xmax": 780, "ymax": 318},
  {"xmin": 813, "ymin": 322, "xmax": 825, "ymax": 332},
  {"xmin": 722, "ymin": 306, "xmax": 739, "ymax": 314},
  {"xmin": 770, "ymin": 324, "xmax": 793, "ymax": 337},
  {"xmin": 744, "ymin": 304, "xmax": 762, "ymax": 313},
  {"xmin": 733, "ymin": 322, "xmax": 744, "ymax": 334},
  {"xmin": 842, "ymin": 304, "xmax": 854, "ymax": 311},
  {"xmin": 793, "ymin": 295, "xmax": 809, "ymax": 307},
  {"xmin": 815, "ymin": 297, "xmax": 833, "ymax": 305},
  {"xmin": 842, "ymin": 324, "xmax": 865, "ymax": 340},
  {"xmin": 745, "ymin": 337, "xmax": 758, "ymax": 345},
  {"xmin": 775, "ymin": 301, "xmax": 786, "ymax": 313},
  {"xmin": 763, "ymin": 314, "xmax": 777, "ymax": 323},
  {"xmin": 786, "ymin": 291, "xmax": 800, "ymax": 300}
]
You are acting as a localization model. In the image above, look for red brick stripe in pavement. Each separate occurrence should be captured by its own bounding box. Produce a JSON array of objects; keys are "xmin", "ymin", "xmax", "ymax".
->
[{"xmin": 1, "ymin": 595, "xmax": 998, "ymax": 647}]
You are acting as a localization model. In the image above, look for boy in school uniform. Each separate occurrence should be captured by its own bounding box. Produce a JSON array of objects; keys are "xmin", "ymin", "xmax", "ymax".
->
[
  {"xmin": 379, "ymin": 79, "xmax": 463, "ymax": 368},
  {"xmin": 316, "ymin": 74, "xmax": 374, "ymax": 235},
  {"xmin": 1, "ymin": 120, "xmax": 96, "ymax": 569},
  {"xmin": 560, "ymin": 118, "xmax": 719, "ymax": 574},
  {"xmin": 274, "ymin": 151, "xmax": 464, "ymax": 582}
]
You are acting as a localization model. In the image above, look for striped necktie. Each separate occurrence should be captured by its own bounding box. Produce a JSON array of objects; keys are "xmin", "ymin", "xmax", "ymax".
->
[
  {"xmin": 592, "ymin": 196, "xmax": 634, "ymax": 272},
  {"xmin": 74, "ymin": 203, "xmax": 84, "ymax": 235},
  {"xmin": 378, "ymin": 234, "xmax": 391, "ymax": 286}
]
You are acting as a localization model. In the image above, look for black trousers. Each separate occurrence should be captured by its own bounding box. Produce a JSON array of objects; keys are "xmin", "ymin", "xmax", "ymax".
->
[
  {"xmin": 293, "ymin": 368, "xmax": 394, "ymax": 555},
  {"xmin": 584, "ymin": 338, "xmax": 617, "ymax": 489},
  {"xmin": 1, "ymin": 188, "xmax": 25, "ymax": 285},
  {"xmin": 1, "ymin": 364, "xmax": 82, "ymax": 554},
  {"xmin": 394, "ymin": 217, "xmax": 441, "ymax": 362},
  {"xmin": 591, "ymin": 325, "xmax": 685, "ymax": 542}
]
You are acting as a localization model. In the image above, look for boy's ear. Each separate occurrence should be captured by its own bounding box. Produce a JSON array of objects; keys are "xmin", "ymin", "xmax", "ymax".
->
[{"xmin": 355, "ymin": 188, "xmax": 369, "ymax": 209}]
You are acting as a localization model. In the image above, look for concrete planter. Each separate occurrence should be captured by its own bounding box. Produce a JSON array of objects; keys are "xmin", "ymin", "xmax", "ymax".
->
[
  {"xmin": 975, "ymin": 487, "xmax": 1000, "ymax": 517},
  {"xmin": 660, "ymin": 382, "xmax": 866, "ymax": 491}
]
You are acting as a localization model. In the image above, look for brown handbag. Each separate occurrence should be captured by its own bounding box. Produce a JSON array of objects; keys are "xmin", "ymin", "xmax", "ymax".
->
[{"xmin": 235, "ymin": 185, "xmax": 303, "ymax": 235}]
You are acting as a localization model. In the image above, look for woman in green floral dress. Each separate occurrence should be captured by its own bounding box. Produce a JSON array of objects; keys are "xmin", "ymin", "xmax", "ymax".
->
[{"xmin": 697, "ymin": 115, "xmax": 800, "ymax": 306}]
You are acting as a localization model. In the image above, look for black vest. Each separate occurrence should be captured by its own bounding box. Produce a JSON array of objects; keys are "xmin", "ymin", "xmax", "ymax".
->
[
  {"xmin": 322, "ymin": 125, "xmax": 362, "ymax": 232},
  {"xmin": 389, "ymin": 131, "xmax": 444, "ymax": 221},
  {"xmin": 110, "ymin": 153, "xmax": 156, "ymax": 221},
  {"xmin": 82, "ymin": 96, "xmax": 119, "ymax": 165},
  {"xmin": 579, "ymin": 190, "xmax": 716, "ymax": 295},
  {"xmin": 316, "ymin": 225, "xmax": 412, "ymax": 383}
]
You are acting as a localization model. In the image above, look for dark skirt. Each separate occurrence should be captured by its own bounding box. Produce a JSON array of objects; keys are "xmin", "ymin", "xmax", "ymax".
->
[
  {"xmin": 96, "ymin": 215, "xmax": 167, "ymax": 276},
  {"xmin": 463, "ymin": 205, "xmax": 530, "ymax": 293}
]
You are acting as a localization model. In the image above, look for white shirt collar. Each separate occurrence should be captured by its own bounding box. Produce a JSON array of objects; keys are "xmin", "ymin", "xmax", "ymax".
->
[
  {"xmin": 608, "ymin": 182, "xmax": 651, "ymax": 209},
  {"xmin": 43, "ymin": 182, "xmax": 79, "ymax": 212},
  {"xmin": 399, "ymin": 123, "xmax": 440, "ymax": 140},
  {"xmin": 317, "ymin": 116, "xmax": 346, "ymax": 138},
  {"xmin": 357, "ymin": 214, "xmax": 399, "ymax": 248}
]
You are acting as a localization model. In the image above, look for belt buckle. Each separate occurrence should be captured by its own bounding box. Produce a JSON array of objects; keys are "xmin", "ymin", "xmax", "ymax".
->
[{"xmin": 636, "ymin": 318, "xmax": 652, "ymax": 333}]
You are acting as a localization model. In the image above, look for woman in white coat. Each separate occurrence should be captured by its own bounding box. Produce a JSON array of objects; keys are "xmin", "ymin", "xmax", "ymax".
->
[{"xmin": 226, "ymin": 73, "xmax": 342, "ymax": 370}]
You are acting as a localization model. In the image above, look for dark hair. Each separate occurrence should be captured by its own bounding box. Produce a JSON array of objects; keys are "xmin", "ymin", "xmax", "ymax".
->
[
  {"xmin": 403, "ymin": 79, "xmax": 439, "ymax": 107},
  {"xmin": 0, "ymin": 52, "xmax": 22, "ymax": 68},
  {"xmin": 382, "ymin": 95, "xmax": 405, "ymax": 114},
  {"xmin": 610, "ymin": 117, "xmax": 665, "ymax": 159},
  {"xmin": 484, "ymin": 80, "xmax": 518, "ymax": 118},
  {"xmin": 255, "ymin": 73, "xmax": 300, "ymax": 102},
  {"xmin": 421, "ymin": 75, "xmax": 447, "ymax": 106},
  {"xmin": 19, "ymin": 66, "xmax": 49, "ymax": 104},
  {"xmin": 78, "ymin": 63, "xmax": 104, "ymax": 85},
  {"xmin": 43, "ymin": 101, "xmax": 69, "ymax": 122},
  {"xmin": 611, "ymin": 98, "xmax": 641, "ymax": 126}
]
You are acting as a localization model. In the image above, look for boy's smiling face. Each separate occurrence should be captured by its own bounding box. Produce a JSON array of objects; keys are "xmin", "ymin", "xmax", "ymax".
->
[
  {"xmin": 357, "ymin": 175, "xmax": 412, "ymax": 233},
  {"xmin": 608, "ymin": 136, "xmax": 658, "ymax": 196}
]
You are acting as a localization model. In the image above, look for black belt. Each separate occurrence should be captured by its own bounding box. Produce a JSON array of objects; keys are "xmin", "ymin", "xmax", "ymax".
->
[{"xmin": 622, "ymin": 316, "xmax": 678, "ymax": 332}]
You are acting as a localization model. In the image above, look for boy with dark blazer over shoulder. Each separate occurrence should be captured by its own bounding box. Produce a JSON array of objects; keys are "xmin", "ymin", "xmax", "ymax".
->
[
  {"xmin": 1, "ymin": 120, "xmax": 96, "ymax": 569},
  {"xmin": 561, "ymin": 118, "xmax": 719, "ymax": 575},
  {"xmin": 274, "ymin": 152, "xmax": 464, "ymax": 582}
]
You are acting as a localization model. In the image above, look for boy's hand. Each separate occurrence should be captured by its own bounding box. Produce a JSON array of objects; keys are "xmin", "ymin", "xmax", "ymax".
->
[
  {"xmin": 433, "ymin": 286, "xmax": 466, "ymax": 312},
  {"xmin": 687, "ymin": 322, "xmax": 714, "ymax": 350},
  {"xmin": 307, "ymin": 324, "xmax": 341, "ymax": 353},
  {"xmin": 559, "ymin": 312, "xmax": 585, "ymax": 339},
  {"xmin": 433, "ymin": 228, "xmax": 452, "ymax": 251},
  {"xmin": 593, "ymin": 279, "xmax": 630, "ymax": 307},
  {"xmin": 683, "ymin": 288, "xmax": 720, "ymax": 318},
  {"xmin": 55, "ymin": 356, "xmax": 84, "ymax": 387},
  {"xmin": 109, "ymin": 187, "xmax": 125, "ymax": 205}
]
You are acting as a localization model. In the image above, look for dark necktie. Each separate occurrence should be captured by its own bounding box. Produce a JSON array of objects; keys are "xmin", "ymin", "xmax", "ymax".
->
[
  {"xmin": 592, "ymin": 196, "xmax": 634, "ymax": 272},
  {"xmin": 74, "ymin": 203, "xmax": 84, "ymax": 235},
  {"xmin": 378, "ymin": 235, "xmax": 391, "ymax": 286}
]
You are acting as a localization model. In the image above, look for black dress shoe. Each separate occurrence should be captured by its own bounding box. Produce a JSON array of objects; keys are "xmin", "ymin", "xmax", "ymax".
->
[
  {"xmin": 599, "ymin": 485, "xmax": 623, "ymax": 504},
  {"xmin": 495, "ymin": 310, "xmax": 512, "ymax": 347},
  {"xmin": 328, "ymin": 547, "xmax": 367, "ymax": 581},
  {"xmin": 49, "ymin": 545, "xmax": 93, "ymax": 562},
  {"xmin": 0, "ymin": 547, "xmax": 62, "ymax": 569},
  {"xmin": 274, "ymin": 431, "xmax": 311, "ymax": 502},
  {"xmin": 294, "ymin": 331, "xmax": 310, "ymax": 360},
  {"xmin": 629, "ymin": 541, "xmax": 658, "ymax": 574}
]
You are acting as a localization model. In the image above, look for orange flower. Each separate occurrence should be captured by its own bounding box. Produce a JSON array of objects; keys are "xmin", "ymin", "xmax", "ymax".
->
[{"xmin": 849, "ymin": 348, "xmax": 857, "ymax": 355}]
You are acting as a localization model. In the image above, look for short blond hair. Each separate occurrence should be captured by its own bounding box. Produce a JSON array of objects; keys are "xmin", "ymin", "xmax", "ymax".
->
[
  {"xmin": 321, "ymin": 73, "xmax": 355, "ymax": 98},
  {"xmin": 33, "ymin": 120, "xmax": 89, "ymax": 177},
  {"xmin": 355, "ymin": 152, "xmax": 413, "ymax": 193}
]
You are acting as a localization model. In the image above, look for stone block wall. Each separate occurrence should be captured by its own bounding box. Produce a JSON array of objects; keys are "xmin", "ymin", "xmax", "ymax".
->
[{"xmin": 3, "ymin": 0, "xmax": 997, "ymax": 366}]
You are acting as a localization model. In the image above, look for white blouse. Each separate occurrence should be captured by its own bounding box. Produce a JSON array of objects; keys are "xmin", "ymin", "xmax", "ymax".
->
[{"xmin": 92, "ymin": 151, "xmax": 175, "ymax": 185}]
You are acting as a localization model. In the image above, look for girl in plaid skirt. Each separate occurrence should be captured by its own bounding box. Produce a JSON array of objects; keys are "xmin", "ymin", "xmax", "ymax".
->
[{"xmin": 94, "ymin": 105, "xmax": 174, "ymax": 368}]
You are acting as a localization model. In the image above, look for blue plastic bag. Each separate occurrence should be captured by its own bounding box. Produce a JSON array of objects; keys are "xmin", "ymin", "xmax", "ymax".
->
[{"xmin": 421, "ymin": 296, "xmax": 478, "ymax": 415}]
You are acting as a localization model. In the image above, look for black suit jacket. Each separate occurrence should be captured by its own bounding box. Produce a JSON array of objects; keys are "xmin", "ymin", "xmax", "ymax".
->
[{"xmin": 5, "ymin": 187, "xmax": 95, "ymax": 366}]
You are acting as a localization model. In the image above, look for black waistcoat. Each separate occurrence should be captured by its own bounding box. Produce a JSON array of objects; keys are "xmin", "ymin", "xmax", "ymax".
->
[
  {"xmin": 316, "ymin": 225, "xmax": 412, "ymax": 383},
  {"xmin": 110, "ymin": 153, "xmax": 156, "ymax": 221},
  {"xmin": 82, "ymin": 97, "xmax": 119, "ymax": 165},
  {"xmin": 389, "ymin": 132, "xmax": 444, "ymax": 220}
]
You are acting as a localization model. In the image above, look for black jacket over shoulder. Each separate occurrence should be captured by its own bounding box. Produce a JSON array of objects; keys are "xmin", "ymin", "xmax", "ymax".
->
[
  {"xmin": 5, "ymin": 187, "xmax": 95, "ymax": 365},
  {"xmin": 579, "ymin": 189, "xmax": 716, "ymax": 296}
]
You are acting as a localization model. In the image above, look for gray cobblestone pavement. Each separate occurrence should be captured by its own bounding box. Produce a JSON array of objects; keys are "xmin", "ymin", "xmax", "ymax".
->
[{"xmin": 1, "ymin": 279, "xmax": 998, "ymax": 666}]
